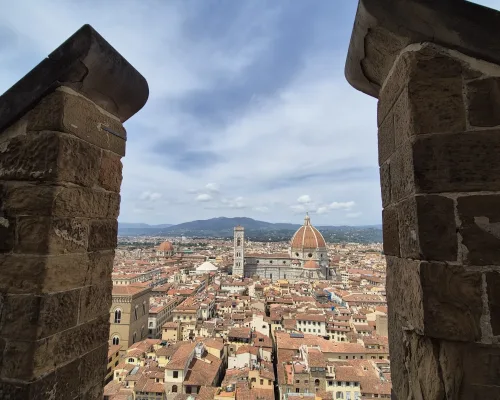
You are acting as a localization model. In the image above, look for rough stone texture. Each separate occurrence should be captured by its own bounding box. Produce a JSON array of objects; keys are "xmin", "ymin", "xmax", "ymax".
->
[
  {"xmin": 413, "ymin": 130, "xmax": 500, "ymax": 194},
  {"xmin": 390, "ymin": 141, "xmax": 414, "ymax": 202},
  {"xmin": 386, "ymin": 257, "xmax": 424, "ymax": 333},
  {"xmin": 0, "ymin": 23, "xmax": 148, "ymax": 399},
  {"xmin": 374, "ymin": 43, "xmax": 500, "ymax": 399},
  {"xmin": 26, "ymin": 89, "xmax": 127, "ymax": 156},
  {"xmin": 79, "ymin": 344, "xmax": 108, "ymax": 393},
  {"xmin": 486, "ymin": 271, "xmax": 500, "ymax": 336},
  {"xmin": 78, "ymin": 281, "xmax": 113, "ymax": 324},
  {"xmin": 99, "ymin": 152, "xmax": 123, "ymax": 192},
  {"xmin": 457, "ymin": 194, "xmax": 500, "ymax": 266},
  {"xmin": 1, "ymin": 183, "xmax": 120, "ymax": 219},
  {"xmin": 421, "ymin": 263, "xmax": 483, "ymax": 342},
  {"xmin": 398, "ymin": 195, "xmax": 457, "ymax": 261},
  {"xmin": 378, "ymin": 110, "xmax": 394, "ymax": 165},
  {"xmin": 15, "ymin": 217, "xmax": 89, "ymax": 254},
  {"xmin": 379, "ymin": 161, "xmax": 391, "ymax": 208},
  {"xmin": 382, "ymin": 207, "xmax": 399, "ymax": 256},
  {"xmin": 466, "ymin": 77, "xmax": 500, "ymax": 128},
  {"xmin": 88, "ymin": 219, "xmax": 118, "ymax": 251}
]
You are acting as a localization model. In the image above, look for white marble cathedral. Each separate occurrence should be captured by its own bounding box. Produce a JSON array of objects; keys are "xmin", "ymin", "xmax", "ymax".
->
[{"xmin": 233, "ymin": 214, "xmax": 335, "ymax": 281}]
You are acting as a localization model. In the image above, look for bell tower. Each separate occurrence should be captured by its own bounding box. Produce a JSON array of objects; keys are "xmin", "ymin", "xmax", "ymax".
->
[{"xmin": 233, "ymin": 225, "xmax": 245, "ymax": 276}]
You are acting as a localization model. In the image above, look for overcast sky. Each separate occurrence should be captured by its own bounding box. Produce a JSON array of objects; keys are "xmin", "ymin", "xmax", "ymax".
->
[{"xmin": 1, "ymin": 0, "xmax": 499, "ymax": 225}]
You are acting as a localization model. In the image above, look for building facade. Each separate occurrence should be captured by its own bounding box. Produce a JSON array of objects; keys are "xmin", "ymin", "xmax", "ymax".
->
[
  {"xmin": 109, "ymin": 286, "xmax": 152, "ymax": 352},
  {"xmin": 233, "ymin": 214, "xmax": 336, "ymax": 281}
]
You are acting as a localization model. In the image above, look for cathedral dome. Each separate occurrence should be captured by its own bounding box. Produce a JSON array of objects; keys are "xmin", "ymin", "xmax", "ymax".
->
[
  {"xmin": 158, "ymin": 241, "xmax": 174, "ymax": 251},
  {"xmin": 290, "ymin": 214, "xmax": 326, "ymax": 250},
  {"xmin": 303, "ymin": 260, "xmax": 320, "ymax": 269}
]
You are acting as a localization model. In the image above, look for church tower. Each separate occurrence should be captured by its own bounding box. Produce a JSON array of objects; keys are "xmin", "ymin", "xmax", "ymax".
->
[{"xmin": 233, "ymin": 225, "xmax": 245, "ymax": 276}]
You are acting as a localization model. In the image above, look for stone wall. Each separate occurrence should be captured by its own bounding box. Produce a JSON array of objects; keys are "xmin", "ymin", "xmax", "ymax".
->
[
  {"xmin": 0, "ymin": 25, "xmax": 148, "ymax": 399},
  {"xmin": 381, "ymin": 43, "xmax": 500, "ymax": 399}
]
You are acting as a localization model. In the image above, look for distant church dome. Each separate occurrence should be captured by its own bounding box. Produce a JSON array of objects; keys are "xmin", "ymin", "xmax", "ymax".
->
[
  {"xmin": 158, "ymin": 241, "xmax": 174, "ymax": 251},
  {"xmin": 196, "ymin": 261, "xmax": 218, "ymax": 272},
  {"xmin": 290, "ymin": 213, "xmax": 326, "ymax": 250},
  {"xmin": 303, "ymin": 260, "xmax": 320, "ymax": 269}
]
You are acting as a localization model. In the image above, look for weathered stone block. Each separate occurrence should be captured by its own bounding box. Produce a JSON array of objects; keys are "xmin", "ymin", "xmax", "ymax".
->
[
  {"xmin": 457, "ymin": 195, "xmax": 500, "ymax": 265},
  {"xmin": 36, "ymin": 314, "xmax": 109, "ymax": 376},
  {"xmin": 386, "ymin": 257, "xmax": 424, "ymax": 333},
  {"xmin": 413, "ymin": 130, "xmax": 500, "ymax": 193},
  {"xmin": 78, "ymin": 282, "xmax": 112, "ymax": 324},
  {"xmin": 79, "ymin": 344, "xmax": 108, "ymax": 393},
  {"xmin": 390, "ymin": 141, "xmax": 414, "ymax": 202},
  {"xmin": 392, "ymin": 87, "xmax": 412, "ymax": 148},
  {"xmin": 0, "ymin": 381, "xmax": 29, "ymax": 399},
  {"xmin": 98, "ymin": 152, "xmax": 123, "ymax": 192},
  {"xmin": 0, "ymin": 217, "xmax": 15, "ymax": 252},
  {"xmin": 387, "ymin": 310, "xmax": 410, "ymax": 400},
  {"xmin": 408, "ymin": 77, "xmax": 466, "ymax": 135},
  {"xmin": 398, "ymin": 195, "xmax": 457, "ymax": 261},
  {"xmin": 0, "ymin": 132, "xmax": 59, "ymax": 182},
  {"xmin": 54, "ymin": 358, "xmax": 81, "ymax": 400},
  {"xmin": 1, "ymin": 340, "xmax": 35, "ymax": 380},
  {"xmin": 397, "ymin": 197, "xmax": 419, "ymax": 259},
  {"xmin": 466, "ymin": 77, "xmax": 500, "ymax": 128},
  {"xmin": 0, "ymin": 294, "xmax": 40, "ymax": 341},
  {"xmin": 38, "ymin": 289, "xmax": 80, "ymax": 338},
  {"xmin": 406, "ymin": 332, "xmax": 445, "ymax": 400},
  {"xmin": 16, "ymin": 217, "xmax": 89, "ymax": 254},
  {"xmin": 80, "ymin": 384, "xmax": 104, "ymax": 400},
  {"xmin": 0, "ymin": 254, "xmax": 45, "ymax": 294},
  {"xmin": 382, "ymin": 207, "xmax": 399, "ymax": 256},
  {"xmin": 2, "ymin": 183, "xmax": 119, "ymax": 219},
  {"xmin": 27, "ymin": 88, "xmax": 126, "ymax": 156},
  {"xmin": 461, "ymin": 342, "xmax": 500, "ymax": 389},
  {"xmin": 88, "ymin": 219, "xmax": 118, "ymax": 251},
  {"xmin": 57, "ymin": 134, "xmax": 101, "ymax": 187},
  {"xmin": 86, "ymin": 250, "xmax": 115, "ymax": 286},
  {"xmin": 378, "ymin": 110, "xmax": 395, "ymax": 165},
  {"xmin": 439, "ymin": 341, "xmax": 464, "ymax": 400},
  {"xmin": 421, "ymin": 262, "xmax": 483, "ymax": 341},
  {"xmin": 486, "ymin": 271, "xmax": 500, "ymax": 336},
  {"xmin": 379, "ymin": 161, "xmax": 391, "ymax": 208}
]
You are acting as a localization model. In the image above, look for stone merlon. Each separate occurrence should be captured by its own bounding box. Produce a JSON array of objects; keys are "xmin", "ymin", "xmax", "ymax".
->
[
  {"xmin": 345, "ymin": 0, "xmax": 500, "ymax": 97},
  {"xmin": 0, "ymin": 23, "xmax": 149, "ymax": 133}
]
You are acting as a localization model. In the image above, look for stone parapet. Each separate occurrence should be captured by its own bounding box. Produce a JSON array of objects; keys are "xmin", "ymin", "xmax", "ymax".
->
[
  {"xmin": 0, "ymin": 25, "xmax": 148, "ymax": 399},
  {"xmin": 346, "ymin": 1, "xmax": 500, "ymax": 397}
]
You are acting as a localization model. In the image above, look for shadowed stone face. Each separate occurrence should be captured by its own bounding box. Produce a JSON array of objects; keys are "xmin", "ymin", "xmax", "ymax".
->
[
  {"xmin": 345, "ymin": 1, "xmax": 500, "ymax": 396},
  {"xmin": 0, "ymin": 25, "xmax": 147, "ymax": 399}
]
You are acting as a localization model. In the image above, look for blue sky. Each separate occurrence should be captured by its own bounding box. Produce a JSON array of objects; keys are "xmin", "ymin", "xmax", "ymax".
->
[{"xmin": 1, "ymin": 0, "xmax": 499, "ymax": 225}]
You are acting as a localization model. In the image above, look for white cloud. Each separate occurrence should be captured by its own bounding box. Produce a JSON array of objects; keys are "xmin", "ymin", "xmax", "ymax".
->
[
  {"xmin": 221, "ymin": 197, "xmax": 245, "ymax": 209},
  {"xmin": 290, "ymin": 204, "xmax": 306, "ymax": 214},
  {"xmin": 329, "ymin": 201, "xmax": 355, "ymax": 210},
  {"xmin": 139, "ymin": 191, "xmax": 162, "ymax": 201},
  {"xmin": 316, "ymin": 206, "xmax": 329, "ymax": 215},
  {"xmin": 196, "ymin": 193, "xmax": 213, "ymax": 202},
  {"xmin": 297, "ymin": 195, "xmax": 312, "ymax": 204},
  {"xmin": 346, "ymin": 212, "xmax": 362, "ymax": 218},
  {"xmin": 205, "ymin": 183, "xmax": 220, "ymax": 193}
]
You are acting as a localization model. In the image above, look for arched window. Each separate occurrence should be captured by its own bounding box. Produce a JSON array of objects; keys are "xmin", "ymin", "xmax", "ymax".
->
[
  {"xmin": 114, "ymin": 309, "xmax": 122, "ymax": 323},
  {"xmin": 133, "ymin": 332, "xmax": 137, "ymax": 344},
  {"xmin": 172, "ymin": 385, "xmax": 178, "ymax": 393},
  {"xmin": 336, "ymin": 392, "xmax": 344, "ymax": 399},
  {"xmin": 128, "ymin": 358, "xmax": 135, "ymax": 363},
  {"xmin": 237, "ymin": 238, "xmax": 241, "ymax": 246},
  {"xmin": 315, "ymin": 379, "xmax": 320, "ymax": 387},
  {"xmin": 112, "ymin": 336, "xmax": 120, "ymax": 345},
  {"xmin": 134, "ymin": 306, "xmax": 138, "ymax": 321},
  {"xmin": 143, "ymin": 301, "xmax": 147, "ymax": 315}
]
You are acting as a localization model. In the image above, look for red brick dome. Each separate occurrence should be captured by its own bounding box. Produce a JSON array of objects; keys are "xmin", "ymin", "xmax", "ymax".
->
[
  {"xmin": 290, "ymin": 214, "xmax": 326, "ymax": 249},
  {"xmin": 303, "ymin": 260, "xmax": 320, "ymax": 269},
  {"xmin": 158, "ymin": 241, "xmax": 174, "ymax": 251}
]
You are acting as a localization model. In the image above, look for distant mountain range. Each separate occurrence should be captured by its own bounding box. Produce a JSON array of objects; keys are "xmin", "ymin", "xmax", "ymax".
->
[{"xmin": 118, "ymin": 217, "xmax": 382, "ymax": 244}]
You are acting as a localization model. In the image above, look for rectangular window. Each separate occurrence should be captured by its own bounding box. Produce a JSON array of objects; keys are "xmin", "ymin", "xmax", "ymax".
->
[
  {"xmin": 260, "ymin": 379, "xmax": 263, "ymax": 385},
  {"xmin": 296, "ymin": 389, "xmax": 300, "ymax": 393},
  {"xmin": 173, "ymin": 371, "xmax": 179, "ymax": 378}
]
